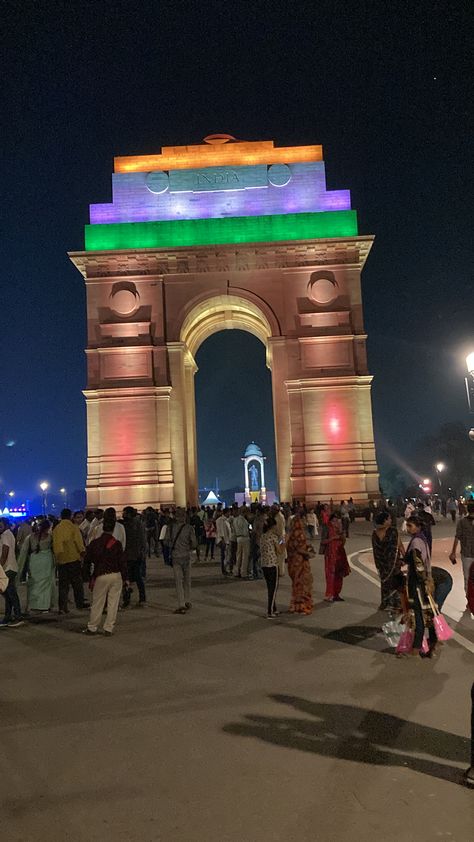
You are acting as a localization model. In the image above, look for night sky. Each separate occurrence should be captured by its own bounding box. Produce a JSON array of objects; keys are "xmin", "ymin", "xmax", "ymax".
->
[{"xmin": 2, "ymin": 1, "xmax": 472, "ymax": 502}]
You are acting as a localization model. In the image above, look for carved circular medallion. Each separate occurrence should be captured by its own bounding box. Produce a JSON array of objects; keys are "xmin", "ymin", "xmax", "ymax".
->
[
  {"xmin": 110, "ymin": 288, "xmax": 139, "ymax": 316},
  {"xmin": 268, "ymin": 164, "xmax": 291, "ymax": 187},
  {"xmin": 308, "ymin": 274, "xmax": 338, "ymax": 305},
  {"xmin": 146, "ymin": 171, "xmax": 169, "ymax": 194}
]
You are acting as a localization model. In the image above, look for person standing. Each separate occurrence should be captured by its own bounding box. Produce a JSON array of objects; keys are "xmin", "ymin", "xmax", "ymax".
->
[
  {"xmin": 449, "ymin": 501, "xmax": 474, "ymax": 602},
  {"xmin": 122, "ymin": 506, "xmax": 147, "ymax": 607},
  {"xmin": 403, "ymin": 515, "xmax": 436, "ymax": 658},
  {"xmin": 446, "ymin": 497, "xmax": 457, "ymax": 523},
  {"xmin": 323, "ymin": 512, "xmax": 350, "ymax": 602},
  {"xmin": 372, "ymin": 511, "xmax": 404, "ymax": 610},
  {"xmin": 52, "ymin": 508, "xmax": 86, "ymax": 614},
  {"xmin": 165, "ymin": 508, "xmax": 197, "ymax": 614},
  {"xmin": 286, "ymin": 511, "xmax": 313, "ymax": 614},
  {"xmin": 259, "ymin": 516, "xmax": 281, "ymax": 618},
  {"xmin": 233, "ymin": 507, "xmax": 251, "ymax": 579},
  {"xmin": 18, "ymin": 519, "xmax": 56, "ymax": 612},
  {"xmin": 204, "ymin": 512, "xmax": 217, "ymax": 560},
  {"xmin": 82, "ymin": 509, "xmax": 128, "ymax": 636},
  {"xmin": 306, "ymin": 507, "xmax": 318, "ymax": 541},
  {"xmin": 215, "ymin": 508, "xmax": 230, "ymax": 575},
  {"xmin": 0, "ymin": 518, "xmax": 23, "ymax": 627}
]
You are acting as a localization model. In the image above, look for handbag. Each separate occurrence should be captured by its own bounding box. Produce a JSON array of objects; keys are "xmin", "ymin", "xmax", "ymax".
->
[
  {"xmin": 428, "ymin": 594, "xmax": 454, "ymax": 642},
  {"xmin": 0, "ymin": 565, "xmax": 8, "ymax": 594}
]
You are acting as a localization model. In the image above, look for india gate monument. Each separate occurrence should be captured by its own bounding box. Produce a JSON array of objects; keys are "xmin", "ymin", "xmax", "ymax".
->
[{"xmin": 69, "ymin": 135, "xmax": 379, "ymax": 508}]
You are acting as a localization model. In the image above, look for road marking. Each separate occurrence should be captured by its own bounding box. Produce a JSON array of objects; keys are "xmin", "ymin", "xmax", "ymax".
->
[{"xmin": 348, "ymin": 549, "xmax": 474, "ymax": 654}]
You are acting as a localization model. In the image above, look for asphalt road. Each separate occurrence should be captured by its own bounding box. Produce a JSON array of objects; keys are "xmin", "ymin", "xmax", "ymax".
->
[{"xmin": 1, "ymin": 518, "xmax": 473, "ymax": 841}]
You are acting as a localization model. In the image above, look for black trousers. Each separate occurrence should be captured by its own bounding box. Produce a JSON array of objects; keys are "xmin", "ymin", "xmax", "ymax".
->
[
  {"xmin": 262, "ymin": 566, "xmax": 279, "ymax": 615},
  {"xmin": 58, "ymin": 561, "xmax": 84, "ymax": 612},
  {"xmin": 123, "ymin": 560, "xmax": 146, "ymax": 604}
]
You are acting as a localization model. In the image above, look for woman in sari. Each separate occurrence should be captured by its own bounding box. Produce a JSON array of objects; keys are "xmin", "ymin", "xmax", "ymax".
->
[
  {"xmin": 323, "ymin": 512, "xmax": 350, "ymax": 602},
  {"xmin": 402, "ymin": 515, "xmax": 436, "ymax": 657},
  {"xmin": 18, "ymin": 519, "xmax": 56, "ymax": 612},
  {"xmin": 286, "ymin": 512, "xmax": 313, "ymax": 614},
  {"xmin": 372, "ymin": 510, "xmax": 405, "ymax": 610}
]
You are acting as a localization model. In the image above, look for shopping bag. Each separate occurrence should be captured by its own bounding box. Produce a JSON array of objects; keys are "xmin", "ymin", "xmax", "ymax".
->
[
  {"xmin": 395, "ymin": 628, "xmax": 414, "ymax": 655},
  {"xmin": 382, "ymin": 617, "xmax": 404, "ymax": 647},
  {"xmin": 432, "ymin": 613, "xmax": 454, "ymax": 642},
  {"xmin": 428, "ymin": 594, "xmax": 454, "ymax": 642}
]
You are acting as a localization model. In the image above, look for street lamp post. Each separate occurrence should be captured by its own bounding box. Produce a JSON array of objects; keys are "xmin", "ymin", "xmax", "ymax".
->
[
  {"xmin": 39, "ymin": 482, "xmax": 49, "ymax": 516},
  {"xmin": 60, "ymin": 487, "xmax": 68, "ymax": 508},
  {"xmin": 466, "ymin": 353, "xmax": 474, "ymax": 440},
  {"xmin": 435, "ymin": 462, "xmax": 445, "ymax": 493}
]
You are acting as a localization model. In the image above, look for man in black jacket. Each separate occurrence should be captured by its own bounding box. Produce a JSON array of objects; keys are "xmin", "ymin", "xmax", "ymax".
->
[{"xmin": 122, "ymin": 507, "xmax": 147, "ymax": 608}]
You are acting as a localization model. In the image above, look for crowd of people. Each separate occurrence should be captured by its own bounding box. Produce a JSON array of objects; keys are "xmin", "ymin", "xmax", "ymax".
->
[{"xmin": 1, "ymin": 495, "xmax": 473, "ymax": 785}]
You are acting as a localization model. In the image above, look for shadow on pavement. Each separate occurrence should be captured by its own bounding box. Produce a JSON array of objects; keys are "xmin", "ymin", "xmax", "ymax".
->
[{"xmin": 223, "ymin": 694, "xmax": 469, "ymax": 785}]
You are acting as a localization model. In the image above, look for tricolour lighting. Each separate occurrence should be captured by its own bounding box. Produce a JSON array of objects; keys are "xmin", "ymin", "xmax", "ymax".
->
[
  {"xmin": 85, "ymin": 210, "xmax": 358, "ymax": 251},
  {"xmin": 114, "ymin": 140, "xmax": 324, "ymax": 173}
]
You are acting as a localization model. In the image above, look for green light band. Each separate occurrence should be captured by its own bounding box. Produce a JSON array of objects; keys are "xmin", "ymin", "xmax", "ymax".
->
[{"xmin": 84, "ymin": 210, "xmax": 358, "ymax": 251}]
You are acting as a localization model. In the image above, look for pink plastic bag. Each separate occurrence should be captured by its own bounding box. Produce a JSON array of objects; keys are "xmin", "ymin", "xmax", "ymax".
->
[
  {"xmin": 396, "ymin": 628, "xmax": 414, "ymax": 655},
  {"xmin": 433, "ymin": 613, "xmax": 453, "ymax": 642}
]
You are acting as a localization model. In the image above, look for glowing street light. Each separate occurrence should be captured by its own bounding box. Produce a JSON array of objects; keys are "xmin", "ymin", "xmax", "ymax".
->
[
  {"xmin": 8, "ymin": 490, "xmax": 14, "ymax": 498},
  {"xmin": 435, "ymin": 462, "xmax": 445, "ymax": 492},
  {"xmin": 466, "ymin": 352, "xmax": 474, "ymax": 375},
  {"xmin": 59, "ymin": 487, "xmax": 68, "ymax": 507},
  {"xmin": 39, "ymin": 481, "xmax": 49, "ymax": 516}
]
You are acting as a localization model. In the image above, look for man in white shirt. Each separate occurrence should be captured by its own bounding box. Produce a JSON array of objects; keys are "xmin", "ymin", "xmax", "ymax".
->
[
  {"xmin": 215, "ymin": 509, "xmax": 231, "ymax": 575},
  {"xmin": 233, "ymin": 508, "xmax": 251, "ymax": 579},
  {"xmin": 0, "ymin": 518, "xmax": 23, "ymax": 627},
  {"xmin": 89, "ymin": 507, "xmax": 126, "ymax": 550}
]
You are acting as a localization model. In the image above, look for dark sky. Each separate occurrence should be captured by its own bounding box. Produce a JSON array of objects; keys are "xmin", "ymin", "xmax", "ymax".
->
[{"xmin": 2, "ymin": 0, "xmax": 473, "ymax": 501}]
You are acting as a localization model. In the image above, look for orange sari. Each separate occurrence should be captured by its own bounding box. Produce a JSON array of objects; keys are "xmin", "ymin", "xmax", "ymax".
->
[{"xmin": 286, "ymin": 515, "xmax": 313, "ymax": 614}]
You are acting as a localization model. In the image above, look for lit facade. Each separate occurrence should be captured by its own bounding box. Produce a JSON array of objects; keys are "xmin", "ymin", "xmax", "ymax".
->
[{"xmin": 70, "ymin": 135, "xmax": 379, "ymax": 507}]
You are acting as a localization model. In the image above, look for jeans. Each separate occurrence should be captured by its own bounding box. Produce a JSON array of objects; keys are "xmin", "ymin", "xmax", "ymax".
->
[
  {"xmin": 217, "ymin": 540, "xmax": 226, "ymax": 574},
  {"xmin": 434, "ymin": 578, "xmax": 453, "ymax": 611},
  {"xmin": 123, "ymin": 559, "xmax": 146, "ymax": 604},
  {"xmin": 2, "ymin": 571, "xmax": 22, "ymax": 621},
  {"xmin": 205, "ymin": 537, "xmax": 215, "ymax": 559},
  {"xmin": 262, "ymin": 566, "xmax": 279, "ymax": 615},
  {"xmin": 58, "ymin": 560, "xmax": 84, "ymax": 612},
  {"xmin": 173, "ymin": 557, "xmax": 191, "ymax": 608},
  {"xmin": 461, "ymin": 557, "xmax": 474, "ymax": 596}
]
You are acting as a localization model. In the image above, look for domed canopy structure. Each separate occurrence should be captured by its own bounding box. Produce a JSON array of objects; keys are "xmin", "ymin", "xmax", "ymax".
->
[{"xmin": 244, "ymin": 442, "xmax": 263, "ymax": 458}]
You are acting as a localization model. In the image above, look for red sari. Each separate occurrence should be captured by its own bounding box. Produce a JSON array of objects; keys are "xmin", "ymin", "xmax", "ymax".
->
[
  {"xmin": 324, "ymin": 518, "xmax": 350, "ymax": 600},
  {"xmin": 286, "ymin": 515, "xmax": 314, "ymax": 614}
]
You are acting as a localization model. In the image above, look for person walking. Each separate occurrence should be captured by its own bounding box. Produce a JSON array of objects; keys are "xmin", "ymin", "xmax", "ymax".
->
[
  {"xmin": 18, "ymin": 519, "xmax": 56, "ymax": 612},
  {"xmin": 233, "ymin": 507, "xmax": 251, "ymax": 578},
  {"xmin": 449, "ymin": 500, "xmax": 474, "ymax": 602},
  {"xmin": 121, "ymin": 506, "xmax": 147, "ymax": 607},
  {"xmin": 372, "ymin": 511, "xmax": 404, "ymax": 610},
  {"xmin": 446, "ymin": 497, "xmax": 457, "ymax": 523},
  {"xmin": 286, "ymin": 510, "xmax": 313, "ymax": 614},
  {"xmin": 82, "ymin": 509, "xmax": 128, "ymax": 636},
  {"xmin": 165, "ymin": 508, "xmax": 197, "ymax": 614},
  {"xmin": 259, "ymin": 516, "xmax": 281, "ymax": 618},
  {"xmin": 52, "ymin": 508, "xmax": 86, "ymax": 614},
  {"xmin": 323, "ymin": 512, "xmax": 350, "ymax": 602},
  {"xmin": 0, "ymin": 517, "xmax": 23, "ymax": 627}
]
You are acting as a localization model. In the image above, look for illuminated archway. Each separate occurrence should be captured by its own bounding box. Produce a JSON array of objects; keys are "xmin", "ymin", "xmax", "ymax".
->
[{"xmin": 71, "ymin": 136, "xmax": 380, "ymax": 508}]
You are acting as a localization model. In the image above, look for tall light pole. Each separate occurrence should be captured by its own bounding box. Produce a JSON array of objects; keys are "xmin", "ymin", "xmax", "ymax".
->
[
  {"xmin": 466, "ymin": 353, "xmax": 474, "ymax": 440},
  {"xmin": 39, "ymin": 482, "xmax": 49, "ymax": 516},
  {"xmin": 435, "ymin": 462, "xmax": 445, "ymax": 493},
  {"xmin": 60, "ymin": 487, "xmax": 68, "ymax": 508}
]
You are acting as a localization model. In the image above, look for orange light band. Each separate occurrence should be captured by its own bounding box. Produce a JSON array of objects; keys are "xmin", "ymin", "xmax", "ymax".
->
[{"xmin": 114, "ymin": 140, "xmax": 323, "ymax": 173}]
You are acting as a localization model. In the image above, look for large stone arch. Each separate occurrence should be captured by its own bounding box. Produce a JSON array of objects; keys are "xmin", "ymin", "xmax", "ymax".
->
[{"xmin": 69, "ymin": 136, "xmax": 380, "ymax": 508}]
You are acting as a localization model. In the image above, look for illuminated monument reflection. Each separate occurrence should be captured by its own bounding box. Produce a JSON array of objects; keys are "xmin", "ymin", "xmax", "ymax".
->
[{"xmin": 69, "ymin": 134, "xmax": 379, "ymax": 508}]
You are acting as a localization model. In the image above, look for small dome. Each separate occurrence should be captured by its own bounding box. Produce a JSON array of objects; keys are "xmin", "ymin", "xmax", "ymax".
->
[{"xmin": 244, "ymin": 442, "xmax": 263, "ymax": 458}]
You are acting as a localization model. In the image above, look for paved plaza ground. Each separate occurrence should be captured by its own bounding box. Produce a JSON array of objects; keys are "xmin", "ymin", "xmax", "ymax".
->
[{"xmin": 1, "ymin": 518, "xmax": 473, "ymax": 841}]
